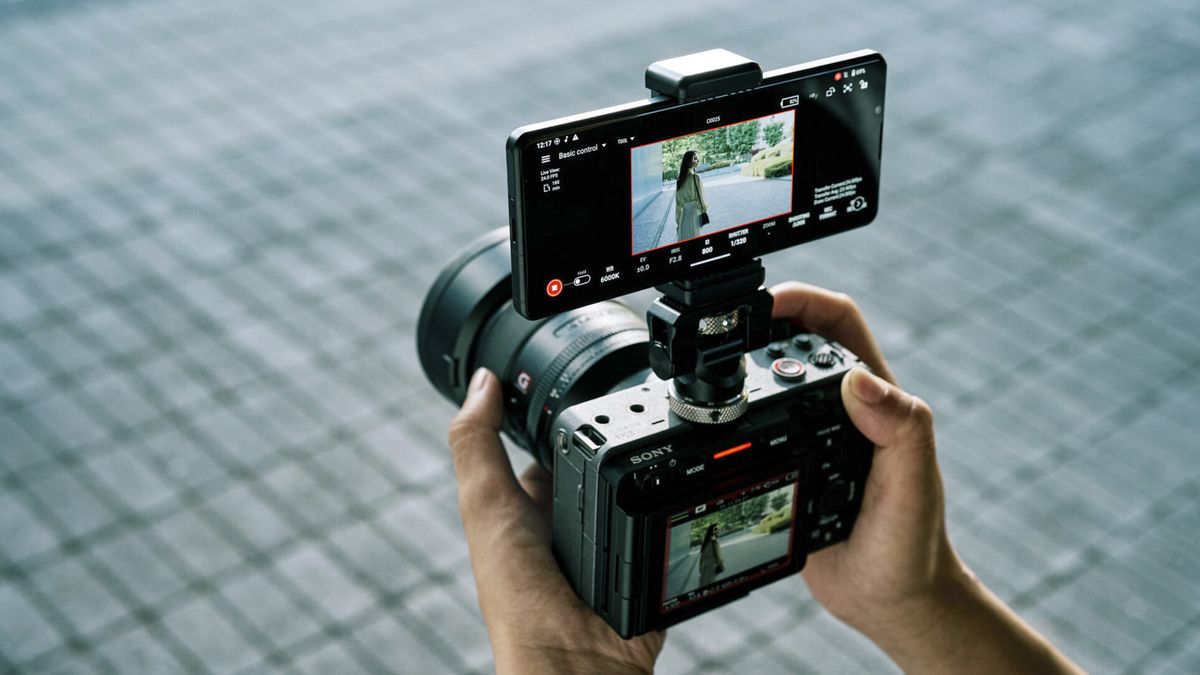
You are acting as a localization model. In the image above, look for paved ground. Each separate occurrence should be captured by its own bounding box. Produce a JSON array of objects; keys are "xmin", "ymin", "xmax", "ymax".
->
[{"xmin": 1, "ymin": 0, "xmax": 1198, "ymax": 673}]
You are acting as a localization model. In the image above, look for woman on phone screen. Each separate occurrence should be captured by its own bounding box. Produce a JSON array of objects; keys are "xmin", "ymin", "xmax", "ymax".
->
[{"xmin": 674, "ymin": 150, "xmax": 709, "ymax": 242}]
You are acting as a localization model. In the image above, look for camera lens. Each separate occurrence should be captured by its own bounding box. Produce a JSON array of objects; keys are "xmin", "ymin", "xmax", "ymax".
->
[{"xmin": 417, "ymin": 228, "xmax": 650, "ymax": 467}]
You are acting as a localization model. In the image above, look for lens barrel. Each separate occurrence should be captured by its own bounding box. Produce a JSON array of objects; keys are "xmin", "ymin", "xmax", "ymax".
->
[{"xmin": 417, "ymin": 228, "xmax": 650, "ymax": 467}]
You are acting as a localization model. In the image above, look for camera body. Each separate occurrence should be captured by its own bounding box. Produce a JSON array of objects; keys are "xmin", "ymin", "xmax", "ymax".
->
[
  {"xmin": 551, "ymin": 328, "xmax": 871, "ymax": 637},
  {"xmin": 418, "ymin": 48, "xmax": 886, "ymax": 638}
]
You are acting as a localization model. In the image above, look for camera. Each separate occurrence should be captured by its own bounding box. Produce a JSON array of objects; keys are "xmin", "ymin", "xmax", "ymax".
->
[{"xmin": 417, "ymin": 49, "xmax": 885, "ymax": 637}]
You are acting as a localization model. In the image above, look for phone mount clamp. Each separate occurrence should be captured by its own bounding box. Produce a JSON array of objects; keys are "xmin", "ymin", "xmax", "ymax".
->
[{"xmin": 643, "ymin": 50, "xmax": 775, "ymax": 424}]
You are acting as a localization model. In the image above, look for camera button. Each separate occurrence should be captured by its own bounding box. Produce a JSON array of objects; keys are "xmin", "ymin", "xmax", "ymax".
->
[
  {"xmin": 809, "ymin": 351, "xmax": 838, "ymax": 369},
  {"xmin": 771, "ymin": 357, "xmax": 806, "ymax": 381},
  {"xmin": 766, "ymin": 340, "xmax": 788, "ymax": 357},
  {"xmin": 681, "ymin": 461, "xmax": 707, "ymax": 479},
  {"xmin": 546, "ymin": 279, "xmax": 563, "ymax": 297},
  {"xmin": 820, "ymin": 480, "xmax": 851, "ymax": 514},
  {"xmin": 792, "ymin": 334, "xmax": 814, "ymax": 350},
  {"xmin": 638, "ymin": 468, "xmax": 669, "ymax": 492}
]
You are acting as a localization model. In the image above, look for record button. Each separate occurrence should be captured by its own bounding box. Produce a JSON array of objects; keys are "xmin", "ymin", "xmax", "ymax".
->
[{"xmin": 771, "ymin": 357, "xmax": 806, "ymax": 381}]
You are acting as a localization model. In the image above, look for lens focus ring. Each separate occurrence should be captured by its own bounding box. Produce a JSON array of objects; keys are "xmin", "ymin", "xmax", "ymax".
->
[{"xmin": 523, "ymin": 313, "xmax": 647, "ymax": 441}]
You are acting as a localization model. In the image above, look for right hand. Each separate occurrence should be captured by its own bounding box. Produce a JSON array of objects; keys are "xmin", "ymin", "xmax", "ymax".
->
[
  {"xmin": 771, "ymin": 282, "xmax": 1083, "ymax": 674},
  {"xmin": 769, "ymin": 282, "xmax": 964, "ymax": 647}
]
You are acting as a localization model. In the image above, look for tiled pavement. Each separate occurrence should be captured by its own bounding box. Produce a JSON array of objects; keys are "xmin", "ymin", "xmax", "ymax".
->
[{"xmin": 1, "ymin": 0, "xmax": 1198, "ymax": 673}]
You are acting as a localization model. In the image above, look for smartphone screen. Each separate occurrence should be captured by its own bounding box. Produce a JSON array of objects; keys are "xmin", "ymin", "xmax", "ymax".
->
[{"xmin": 507, "ymin": 50, "xmax": 886, "ymax": 319}]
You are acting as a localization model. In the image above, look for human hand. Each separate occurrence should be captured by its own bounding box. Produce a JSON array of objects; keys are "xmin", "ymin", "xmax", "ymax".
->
[
  {"xmin": 772, "ymin": 281, "xmax": 1082, "ymax": 674},
  {"xmin": 770, "ymin": 282, "xmax": 957, "ymax": 637},
  {"xmin": 449, "ymin": 368, "xmax": 665, "ymax": 675}
]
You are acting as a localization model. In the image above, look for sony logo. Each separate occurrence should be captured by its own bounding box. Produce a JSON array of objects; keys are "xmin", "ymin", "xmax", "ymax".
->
[{"xmin": 629, "ymin": 444, "xmax": 673, "ymax": 465}]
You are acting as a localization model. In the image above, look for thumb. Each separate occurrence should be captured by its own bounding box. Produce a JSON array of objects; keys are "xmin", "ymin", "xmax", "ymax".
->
[
  {"xmin": 449, "ymin": 368, "xmax": 520, "ymax": 520},
  {"xmin": 840, "ymin": 367, "xmax": 938, "ymax": 483}
]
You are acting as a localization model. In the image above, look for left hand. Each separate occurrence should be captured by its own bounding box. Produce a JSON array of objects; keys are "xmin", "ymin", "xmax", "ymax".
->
[{"xmin": 449, "ymin": 368, "xmax": 665, "ymax": 675}]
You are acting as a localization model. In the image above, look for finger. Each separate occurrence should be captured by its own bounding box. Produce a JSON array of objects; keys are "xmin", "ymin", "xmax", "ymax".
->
[
  {"xmin": 518, "ymin": 463, "xmax": 553, "ymax": 516},
  {"xmin": 840, "ymin": 368, "xmax": 939, "ymax": 490},
  {"xmin": 769, "ymin": 281, "xmax": 896, "ymax": 385},
  {"xmin": 448, "ymin": 368, "xmax": 521, "ymax": 522}
]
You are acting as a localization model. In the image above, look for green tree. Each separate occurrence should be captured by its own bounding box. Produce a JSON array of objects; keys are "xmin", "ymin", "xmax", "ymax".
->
[
  {"xmin": 725, "ymin": 119, "xmax": 759, "ymax": 160},
  {"xmin": 697, "ymin": 127, "xmax": 728, "ymax": 163},
  {"xmin": 769, "ymin": 490, "xmax": 789, "ymax": 512},
  {"xmin": 661, "ymin": 138, "xmax": 688, "ymax": 182},
  {"xmin": 763, "ymin": 122, "xmax": 784, "ymax": 148}
]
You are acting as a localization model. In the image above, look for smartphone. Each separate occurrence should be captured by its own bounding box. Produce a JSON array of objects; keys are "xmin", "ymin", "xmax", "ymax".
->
[{"xmin": 506, "ymin": 49, "xmax": 886, "ymax": 319}]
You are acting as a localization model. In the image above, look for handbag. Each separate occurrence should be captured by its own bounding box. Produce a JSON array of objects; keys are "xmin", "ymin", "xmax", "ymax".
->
[{"xmin": 701, "ymin": 212, "xmax": 710, "ymax": 225}]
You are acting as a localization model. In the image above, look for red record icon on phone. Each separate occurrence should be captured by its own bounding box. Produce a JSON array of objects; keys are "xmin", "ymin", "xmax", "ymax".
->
[{"xmin": 546, "ymin": 279, "xmax": 563, "ymax": 297}]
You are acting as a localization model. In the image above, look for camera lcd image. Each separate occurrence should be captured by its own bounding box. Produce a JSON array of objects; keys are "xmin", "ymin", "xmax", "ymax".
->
[
  {"xmin": 663, "ymin": 473, "xmax": 798, "ymax": 610},
  {"xmin": 631, "ymin": 111, "xmax": 795, "ymax": 253}
]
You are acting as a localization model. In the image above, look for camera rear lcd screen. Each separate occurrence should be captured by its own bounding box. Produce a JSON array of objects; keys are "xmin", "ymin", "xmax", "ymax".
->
[
  {"xmin": 661, "ymin": 473, "xmax": 799, "ymax": 612},
  {"xmin": 508, "ymin": 52, "xmax": 885, "ymax": 319}
]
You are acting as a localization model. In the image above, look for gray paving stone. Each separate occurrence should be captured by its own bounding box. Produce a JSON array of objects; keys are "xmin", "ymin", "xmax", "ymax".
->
[
  {"xmin": 218, "ymin": 568, "xmax": 323, "ymax": 651},
  {"xmin": 154, "ymin": 510, "xmax": 243, "ymax": 580},
  {"xmin": 0, "ymin": 582, "xmax": 63, "ymax": 664},
  {"xmin": 203, "ymin": 482, "xmax": 296, "ymax": 553},
  {"xmin": 402, "ymin": 583, "xmax": 492, "ymax": 672},
  {"xmin": 21, "ymin": 391, "xmax": 112, "ymax": 453},
  {"xmin": 90, "ymin": 530, "xmax": 188, "ymax": 608},
  {"xmin": 289, "ymin": 639, "xmax": 364, "ymax": 675},
  {"xmin": 352, "ymin": 612, "xmax": 456, "ymax": 674},
  {"xmin": 0, "ymin": 412, "xmax": 54, "ymax": 477},
  {"xmin": 94, "ymin": 625, "xmax": 190, "ymax": 675},
  {"xmin": 23, "ymin": 467, "xmax": 117, "ymax": 540},
  {"xmin": 259, "ymin": 462, "xmax": 349, "ymax": 530},
  {"xmin": 379, "ymin": 490, "xmax": 469, "ymax": 574},
  {"xmin": 85, "ymin": 448, "xmax": 175, "ymax": 513},
  {"xmin": 274, "ymin": 543, "xmax": 374, "ymax": 623},
  {"xmin": 29, "ymin": 557, "xmax": 127, "ymax": 638},
  {"xmin": 325, "ymin": 519, "xmax": 422, "ymax": 595},
  {"xmin": 0, "ymin": 491, "xmax": 60, "ymax": 562},
  {"xmin": 162, "ymin": 593, "xmax": 261, "ymax": 675}
]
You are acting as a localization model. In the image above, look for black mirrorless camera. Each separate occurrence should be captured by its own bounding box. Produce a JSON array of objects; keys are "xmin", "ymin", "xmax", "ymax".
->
[{"xmin": 418, "ymin": 49, "xmax": 885, "ymax": 637}]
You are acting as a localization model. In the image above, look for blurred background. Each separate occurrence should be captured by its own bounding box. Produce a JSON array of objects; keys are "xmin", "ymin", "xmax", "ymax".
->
[{"xmin": 1, "ymin": 0, "xmax": 1197, "ymax": 672}]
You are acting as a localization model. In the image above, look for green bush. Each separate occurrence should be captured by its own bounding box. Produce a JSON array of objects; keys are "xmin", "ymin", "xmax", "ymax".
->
[
  {"xmin": 663, "ymin": 167, "xmax": 678, "ymax": 181},
  {"xmin": 762, "ymin": 157, "xmax": 793, "ymax": 178}
]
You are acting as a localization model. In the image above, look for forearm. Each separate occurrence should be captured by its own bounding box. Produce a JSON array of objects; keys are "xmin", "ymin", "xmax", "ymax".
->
[
  {"xmin": 493, "ymin": 642, "xmax": 652, "ymax": 675},
  {"xmin": 870, "ymin": 567, "xmax": 1084, "ymax": 675}
]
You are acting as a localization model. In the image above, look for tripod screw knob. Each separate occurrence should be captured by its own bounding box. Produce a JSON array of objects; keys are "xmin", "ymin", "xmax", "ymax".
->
[{"xmin": 648, "ymin": 341, "xmax": 674, "ymax": 379}]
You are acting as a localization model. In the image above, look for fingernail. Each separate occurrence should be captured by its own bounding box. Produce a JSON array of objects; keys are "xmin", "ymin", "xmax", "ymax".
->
[
  {"xmin": 468, "ymin": 368, "xmax": 490, "ymax": 395},
  {"xmin": 850, "ymin": 368, "xmax": 888, "ymax": 405}
]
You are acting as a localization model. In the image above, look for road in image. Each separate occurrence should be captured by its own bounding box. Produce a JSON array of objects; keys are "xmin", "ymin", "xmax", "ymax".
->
[
  {"xmin": 633, "ymin": 172, "xmax": 792, "ymax": 252},
  {"xmin": 665, "ymin": 527, "xmax": 790, "ymax": 598}
]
